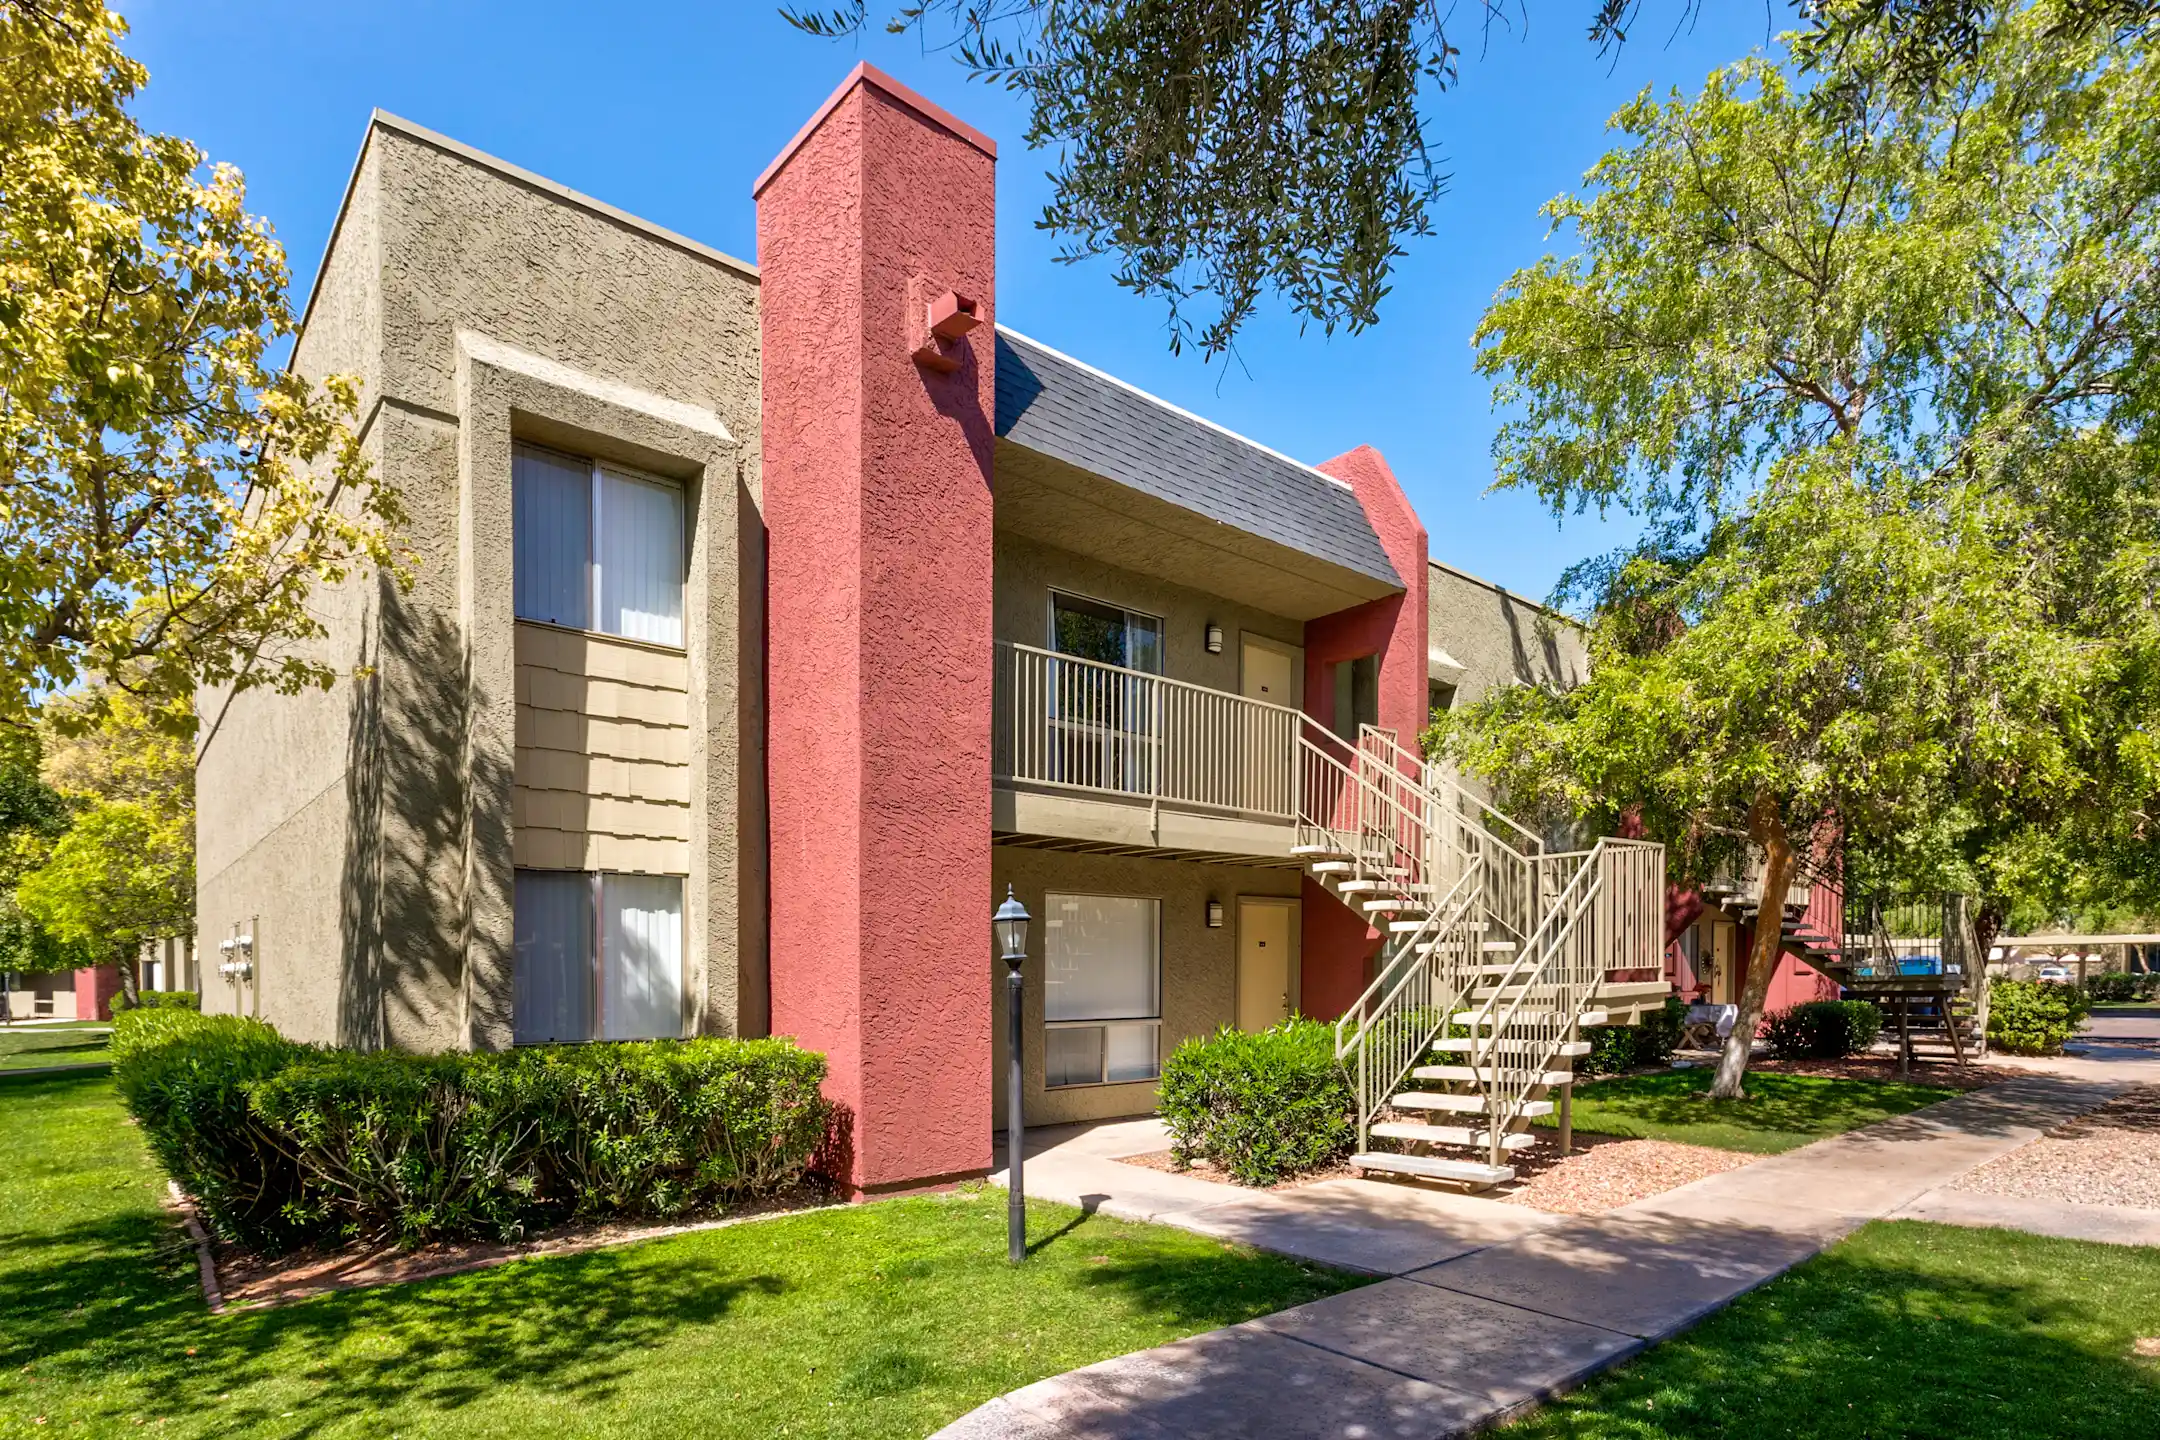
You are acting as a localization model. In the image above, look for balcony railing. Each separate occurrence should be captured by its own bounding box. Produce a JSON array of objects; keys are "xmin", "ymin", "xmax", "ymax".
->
[{"xmin": 993, "ymin": 641, "xmax": 1300, "ymax": 821}]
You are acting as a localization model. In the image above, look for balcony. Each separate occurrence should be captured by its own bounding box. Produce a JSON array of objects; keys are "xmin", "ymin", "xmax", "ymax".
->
[{"xmin": 991, "ymin": 641, "xmax": 1302, "ymax": 856}]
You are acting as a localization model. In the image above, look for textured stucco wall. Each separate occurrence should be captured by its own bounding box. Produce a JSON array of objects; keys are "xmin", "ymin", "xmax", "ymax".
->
[
  {"xmin": 990, "ymin": 848, "xmax": 1301, "ymax": 1127},
  {"xmin": 197, "ymin": 119, "xmax": 763, "ymax": 1049},
  {"xmin": 1298, "ymin": 445, "xmax": 1429, "ymax": 1020},
  {"xmin": 992, "ymin": 530, "xmax": 1305, "ymax": 691},
  {"xmin": 761, "ymin": 67, "xmax": 999, "ymax": 1194},
  {"xmin": 1426, "ymin": 560, "xmax": 1588, "ymax": 711}
]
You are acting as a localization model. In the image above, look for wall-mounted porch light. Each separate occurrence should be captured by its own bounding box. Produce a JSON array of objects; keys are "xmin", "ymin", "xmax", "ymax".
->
[
  {"xmin": 1206, "ymin": 899, "xmax": 1225, "ymax": 928},
  {"xmin": 1204, "ymin": 622, "xmax": 1224, "ymax": 654}
]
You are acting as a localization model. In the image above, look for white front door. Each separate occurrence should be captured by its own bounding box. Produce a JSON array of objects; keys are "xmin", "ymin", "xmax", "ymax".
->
[{"xmin": 1237, "ymin": 898, "xmax": 1297, "ymax": 1031}]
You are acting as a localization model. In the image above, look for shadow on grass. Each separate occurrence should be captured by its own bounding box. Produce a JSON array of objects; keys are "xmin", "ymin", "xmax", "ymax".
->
[
  {"xmin": 1512, "ymin": 1222, "xmax": 2160, "ymax": 1438},
  {"xmin": 1560, "ymin": 1068, "xmax": 1962, "ymax": 1150}
]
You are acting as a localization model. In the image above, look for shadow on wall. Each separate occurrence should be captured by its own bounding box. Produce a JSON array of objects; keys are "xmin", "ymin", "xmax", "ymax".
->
[
  {"xmin": 1496, "ymin": 593, "xmax": 1581, "ymax": 691},
  {"xmin": 337, "ymin": 582, "xmax": 505, "ymax": 1050}
]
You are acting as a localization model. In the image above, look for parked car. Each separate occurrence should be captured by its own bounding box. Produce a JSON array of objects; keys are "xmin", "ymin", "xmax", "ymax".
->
[{"xmin": 2036, "ymin": 963, "xmax": 2074, "ymax": 983}]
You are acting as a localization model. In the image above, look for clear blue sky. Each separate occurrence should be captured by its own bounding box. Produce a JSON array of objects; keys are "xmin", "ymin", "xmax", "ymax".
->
[{"xmin": 123, "ymin": 1, "xmax": 1777, "ymax": 604}]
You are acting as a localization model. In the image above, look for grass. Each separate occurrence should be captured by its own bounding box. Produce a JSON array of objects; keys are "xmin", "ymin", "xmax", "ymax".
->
[
  {"xmin": 0, "ymin": 1021, "xmax": 111, "ymax": 1072},
  {"xmin": 0, "ymin": 1073, "xmax": 1360, "ymax": 1439},
  {"xmin": 1536, "ymin": 1066, "xmax": 1960, "ymax": 1154},
  {"xmin": 1505, "ymin": 1220, "xmax": 2160, "ymax": 1438}
]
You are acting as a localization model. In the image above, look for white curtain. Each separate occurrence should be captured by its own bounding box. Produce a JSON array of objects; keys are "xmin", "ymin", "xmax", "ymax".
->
[
  {"xmin": 596, "ymin": 468, "xmax": 685, "ymax": 646},
  {"xmin": 513, "ymin": 445, "xmax": 591, "ymax": 630},
  {"xmin": 513, "ymin": 870, "xmax": 593, "ymax": 1044},
  {"xmin": 1044, "ymin": 894, "xmax": 1160, "ymax": 1021},
  {"xmin": 600, "ymin": 874, "xmax": 684, "ymax": 1040}
]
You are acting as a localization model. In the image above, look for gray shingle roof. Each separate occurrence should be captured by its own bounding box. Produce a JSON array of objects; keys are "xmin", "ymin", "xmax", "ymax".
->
[{"xmin": 994, "ymin": 329, "xmax": 1402, "ymax": 588}]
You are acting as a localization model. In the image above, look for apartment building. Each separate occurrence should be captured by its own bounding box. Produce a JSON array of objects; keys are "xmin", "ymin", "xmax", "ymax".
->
[{"xmin": 197, "ymin": 64, "xmax": 1653, "ymax": 1197}]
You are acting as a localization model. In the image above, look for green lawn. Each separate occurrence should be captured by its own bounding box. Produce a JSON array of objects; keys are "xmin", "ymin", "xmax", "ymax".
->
[
  {"xmin": 1537, "ymin": 1067, "xmax": 1960, "ymax": 1153},
  {"xmin": 1506, "ymin": 1220, "xmax": 2160, "ymax": 1438},
  {"xmin": 0, "ymin": 1021, "xmax": 111, "ymax": 1072},
  {"xmin": 0, "ymin": 1073, "xmax": 1359, "ymax": 1439}
]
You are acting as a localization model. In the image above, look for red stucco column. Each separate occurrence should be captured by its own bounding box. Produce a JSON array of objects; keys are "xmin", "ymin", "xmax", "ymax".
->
[
  {"xmin": 757, "ymin": 65, "xmax": 998, "ymax": 1196},
  {"xmin": 1298, "ymin": 445, "xmax": 1429, "ymax": 1019},
  {"xmin": 74, "ymin": 964, "xmax": 121, "ymax": 1022}
]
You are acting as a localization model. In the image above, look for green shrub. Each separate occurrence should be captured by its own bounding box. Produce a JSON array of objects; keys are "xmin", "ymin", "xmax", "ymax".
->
[
  {"xmin": 2081, "ymin": 971, "xmax": 2159, "ymax": 1003},
  {"xmin": 1988, "ymin": 979, "xmax": 2092, "ymax": 1055},
  {"xmin": 113, "ymin": 1011, "xmax": 834, "ymax": 1250},
  {"xmin": 1577, "ymin": 998, "xmax": 1687, "ymax": 1076},
  {"xmin": 115, "ymin": 989, "xmax": 201, "ymax": 1011},
  {"xmin": 1158, "ymin": 1020, "xmax": 1353, "ymax": 1187},
  {"xmin": 1763, "ymin": 1000, "xmax": 1885, "ymax": 1059},
  {"xmin": 109, "ymin": 1008, "xmax": 317, "ymax": 1248}
]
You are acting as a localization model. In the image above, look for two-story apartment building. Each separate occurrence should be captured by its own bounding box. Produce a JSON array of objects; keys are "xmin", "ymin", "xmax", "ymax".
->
[{"xmin": 197, "ymin": 64, "xmax": 1604, "ymax": 1198}]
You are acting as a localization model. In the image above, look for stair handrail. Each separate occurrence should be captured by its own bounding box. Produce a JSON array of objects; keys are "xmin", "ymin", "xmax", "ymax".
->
[
  {"xmin": 1469, "ymin": 837, "xmax": 1664, "ymax": 1165},
  {"xmin": 1332, "ymin": 858, "xmax": 1483, "ymax": 1057},
  {"xmin": 1296, "ymin": 723, "xmax": 1453, "ymax": 899},
  {"xmin": 1355, "ymin": 724, "xmax": 1546, "ymax": 858}
]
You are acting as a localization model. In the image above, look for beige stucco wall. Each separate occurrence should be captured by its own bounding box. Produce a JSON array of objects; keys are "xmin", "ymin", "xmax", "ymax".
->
[
  {"xmin": 993, "ymin": 530, "xmax": 1306, "ymax": 695},
  {"xmin": 195, "ymin": 117, "xmax": 765, "ymax": 1049},
  {"xmin": 988, "ymin": 847, "xmax": 1302, "ymax": 1128},
  {"xmin": 1426, "ymin": 559, "xmax": 1588, "ymax": 714}
]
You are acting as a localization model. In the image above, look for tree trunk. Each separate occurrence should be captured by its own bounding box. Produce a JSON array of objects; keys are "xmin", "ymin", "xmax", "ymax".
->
[
  {"xmin": 116, "ymin": 951, "xmax": 140, "ymax": 1011},
  {"xmin": 1710, "ymin": 808, "xmax": 1796, "ymax": 1101}
]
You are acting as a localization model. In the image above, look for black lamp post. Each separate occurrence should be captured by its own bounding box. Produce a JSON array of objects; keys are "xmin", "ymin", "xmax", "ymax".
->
[{"xmin": 994, "ymin": 886, "xmax": 1031, "ymax": 1264}]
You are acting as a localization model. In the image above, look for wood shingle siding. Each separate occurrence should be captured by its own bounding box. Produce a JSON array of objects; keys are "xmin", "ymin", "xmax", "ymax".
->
[{"xmin": 512, "ymin": 621, "xmax": 692, "ymax": 873}]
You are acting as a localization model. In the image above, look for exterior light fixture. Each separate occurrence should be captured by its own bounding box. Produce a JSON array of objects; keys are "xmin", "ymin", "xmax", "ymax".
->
[
  {"xmin": 1205, "ymin": 622, "xmax": 1224, "ymax": 654},
  {"xmin": 1206, "ymin": 899, "xmax": 1225, "ymax": 928},
  {"xmin": 994, "ymin": 886, "xmax": 1032, "ymax": 1264}
]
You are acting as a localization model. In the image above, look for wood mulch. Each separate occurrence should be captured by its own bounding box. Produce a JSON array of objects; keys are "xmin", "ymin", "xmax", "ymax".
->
[
  {"xmin": 1492, "ymin": 1133, "xmax": 1755, "ymax": 1215},
  {"xmin": 197, "ymin": 1184, "xmax": 838, "ymax": 1310},
  {"xmin": 1952, "ymin": 1085, "xmax": 2160, "ymax": 1210},
  {"xmin": 1741, "ymin": 1055, "xmax": 2035, "ymax": 1090},
  {"xmin": 1115, "ymin": 1149, "xmax": 1357, "ymax": 1192}
]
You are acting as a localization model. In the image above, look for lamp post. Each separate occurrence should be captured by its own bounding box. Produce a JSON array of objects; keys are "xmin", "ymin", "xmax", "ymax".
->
[{"xmin": 994, "ymin": 886, "xmax": 1031, "ymax": 1264}]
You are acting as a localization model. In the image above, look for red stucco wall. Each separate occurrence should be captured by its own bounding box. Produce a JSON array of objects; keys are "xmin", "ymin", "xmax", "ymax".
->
[
  {"xmin": 758, "ymin": 65, "xmax": 998, "ymax": 1196},
  {"xmin": 74, "ymin": 965, "xmax": 120, "ymax": 1022},
  {"xmin": 1296, "ymin": 446, "xmax": 1430, "ymax": 1020}
]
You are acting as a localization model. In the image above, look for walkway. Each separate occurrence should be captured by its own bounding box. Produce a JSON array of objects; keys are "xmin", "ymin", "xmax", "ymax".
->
[{"xmin": 938, "ymin": 1071, "xmax": 2138, "ymax": 1440}]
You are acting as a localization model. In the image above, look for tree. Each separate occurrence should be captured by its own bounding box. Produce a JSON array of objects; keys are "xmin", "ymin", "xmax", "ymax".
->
[
  {"xmin": 13, "ymin": 685, "xmax": 194, "ymax": 1006},
  {"xmin": 785, "ymin": 0, "xmax": 2159, "ymax": 355},
  {"xmin": 1431, "ymin": 9, "xmax": 2160, "ymax": 1098},
  {"xmin": 0, "ymin": 730, "xmax": 80, "ymax": 1009},
  {"xmin": 0, "ymin": 1, "xmax": 402, "ymax": 732}
]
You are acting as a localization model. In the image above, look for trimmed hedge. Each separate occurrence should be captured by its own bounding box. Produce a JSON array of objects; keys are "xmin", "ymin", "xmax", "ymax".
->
[
  {"xmin": 1988, "ymin": 979, "xmax": 2092, "ymax": 1056},
  {"xmin": 111, "ymin": 1009, "xmax": 833, "ymax": 1250},
  {"xmin": 116, "ymin": 989, "xmax": 201, "ymax": 1012},
  {"xmin": 2081, "ymin": 971, "xmax": 2160, "ymax": 1003},
  {"xmin": 1158, "ymin": 1020, "xmax": 1353, "ymax": 1187},
  {"xmin": 1763, "ymin": 1000, "xmax": 1884, "ymax": 1059},
  {"xmin": 1577, "ymin": 998, "xmax": 1687, "ymax": 1077}
]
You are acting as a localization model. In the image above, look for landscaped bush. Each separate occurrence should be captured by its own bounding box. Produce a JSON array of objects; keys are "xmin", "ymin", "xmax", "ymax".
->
[
  {"xmin": 115, "ymin": 989, "xmax": 201, "ymax": 1011},
  {"xmin": 2081, "ymin": 971, "xmax": 2159, "ymax": 1003},
  {"xmin": 1987, "ymin": 979, "xmax": 2092, "ymax": 1055},
  {"xmin": 112, "ymin": 1009, "xmax": 834, "ymax": 1250},
  {"xmin": 1763, "ymin": 1000, "xmax": 1884, "ymax": 1060},
  {"xmin": 1577, "ymin": 998, "xmax": 1688, "ymax": 1076},
  {"xmin": 1158, "ymin": 1020, "xmax": 1353, "ymax": 1187},
  {"xmin": 109, "ymin": 1008, "xmax": 317, "ymax": 1249}
]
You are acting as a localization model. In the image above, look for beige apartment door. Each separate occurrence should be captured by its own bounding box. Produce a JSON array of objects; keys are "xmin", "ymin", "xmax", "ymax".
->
[
  {"xmin": 1237, "ymin": 898, "xmax": 1298, "ymax": 1031},
  {"xmin": 1241, "ymin": 636, "xmax": 1298, "ymax": 706}
]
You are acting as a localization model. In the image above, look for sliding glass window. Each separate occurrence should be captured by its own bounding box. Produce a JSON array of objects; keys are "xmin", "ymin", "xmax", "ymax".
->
[
  {"xmin": 513, "ymin": 870, "xmax": 685, "ymax": 1044},
  {"xmin": 513, "ymin": 442, "xmax": 685, "ymax": 647},
  {"xmin": 1042, "ymin": 893, "xmax": 1161, "ymax": 1087}
]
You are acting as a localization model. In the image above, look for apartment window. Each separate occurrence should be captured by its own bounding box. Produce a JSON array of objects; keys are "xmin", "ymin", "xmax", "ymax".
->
[
  {"xmin": 512, "ymin": 870, "xmax": 685, "ymax": 1043},
  {"xmin": 1043, "ymin": 893, "xmax": 1161, "ymax": 1087},
  {"xmin": 1050, "ymin": 592, "xmax": 1162, "ymax": 673},
  {"xmin": 513, "ymin": 442, "xmax": 686, "ymax": 647}
]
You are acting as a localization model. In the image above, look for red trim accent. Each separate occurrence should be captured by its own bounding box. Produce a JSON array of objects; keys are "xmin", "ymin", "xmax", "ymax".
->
[{"xmin": 755, "ymin": 62, "xmax": 997, "ymax": 197}]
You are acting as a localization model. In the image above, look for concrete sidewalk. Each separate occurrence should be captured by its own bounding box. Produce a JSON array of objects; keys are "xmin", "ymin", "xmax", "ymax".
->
[{"xmin": 938, "ymin": 1072, "xmax": 2131, "ymax": 1440}]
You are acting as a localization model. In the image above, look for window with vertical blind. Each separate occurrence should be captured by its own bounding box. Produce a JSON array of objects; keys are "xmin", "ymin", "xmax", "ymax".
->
[
  {"xmin": 512, "ymin": 442, "xmax": 685, "ymax": 647},
  {"xmin": 1042, "ymin": 893, "xmax": 1161, "ymax": 1087},
  {"xmin": 512, "ymin": 870, "xmax": 684, "ymax": 1044}
]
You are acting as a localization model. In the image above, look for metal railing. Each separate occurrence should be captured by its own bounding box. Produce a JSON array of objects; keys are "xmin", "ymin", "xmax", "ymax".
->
[{"xmin": 993, "ymin": 642, "xmax": 1300, "ymax": 819}]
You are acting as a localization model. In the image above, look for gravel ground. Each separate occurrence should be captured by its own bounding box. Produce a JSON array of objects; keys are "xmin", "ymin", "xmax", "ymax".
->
[
  {"xmin": 1951, "ymin": 1085, "xmax": 2160, "ymax": 1209},
  {"xmin": 1494, "ymin": 1134, "xmax": 1756, "ymax": 1215}
]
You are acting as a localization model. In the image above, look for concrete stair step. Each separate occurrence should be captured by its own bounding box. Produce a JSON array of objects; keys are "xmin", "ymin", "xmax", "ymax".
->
[
  {"xmin": 1371, "ymin": 1121, "xmax": 1541, "ymax": 1151},
  {"xmin": 1350, "ymin": 1151, "xmax": 1515, "ymax": 1187},
  {"xmin": 1364, "ymin": 900, "xmax": 1426, "ymax": 915},
  {"xmin": 1390, "ymin": 1092, "xmax": 1555, "ymax": 1118},
  {"xmin": 1308, "ymin": 860, "xmax": 1356, "ymax": 876},
  {"xmin": 1337, "ymin": 879, "xmax": 1391, "ymax": 894},
  {"xmin": 1413, "ymin": 1064, "xmax": 1577, "ymax": 1086},
  {"xmin": 1452, "ymin": 1009, "xmax": 1610, "ymax": 1028}
]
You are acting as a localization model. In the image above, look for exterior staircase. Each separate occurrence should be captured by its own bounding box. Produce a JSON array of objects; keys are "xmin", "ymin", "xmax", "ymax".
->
[{"xmin": 1301, "ymin": 726, "xmax": 1667, "ymax": 1189}]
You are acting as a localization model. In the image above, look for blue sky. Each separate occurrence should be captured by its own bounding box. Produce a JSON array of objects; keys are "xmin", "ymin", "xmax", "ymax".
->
[{"xmin": 123, "ymin": 1, "xmax": 1777, "ymax": 603}]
